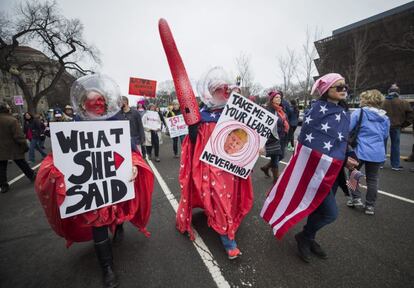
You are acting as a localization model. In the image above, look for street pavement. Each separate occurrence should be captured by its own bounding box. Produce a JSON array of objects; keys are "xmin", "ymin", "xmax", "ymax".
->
[{"xmin": 0, "ymin": 130, "xmax": 413, "ymax": 288}]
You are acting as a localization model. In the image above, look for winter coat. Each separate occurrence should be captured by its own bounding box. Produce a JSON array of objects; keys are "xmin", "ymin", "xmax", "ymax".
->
[
  {"xmin": 142, "ymin": 111, "xmax": 163, "ymax": 146},
  {"xmin": 0, "ymin": 113, "xmax": 29, "ymax": 160},
  {"xmin": 264, "ymin": 106, "xmax": 288, "ymax": 157},
  {"xmin": 382, "ymin": 95, "xmax": 414, "ymax": 128},
  {"xmin": 350, "ymin": 107, "xmax": 390, "ymax": 163}
]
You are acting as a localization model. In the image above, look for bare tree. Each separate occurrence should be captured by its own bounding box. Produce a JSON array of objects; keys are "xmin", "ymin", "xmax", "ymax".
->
[
  {"xmin": 0, "ymin": 1, "xmax": 99, "ymax": 113},
  {"xmin": 296, "ymin": 27, "xmax": 320, "ymax": 105},
  {"xmin": 235, "ymin": 52, "xmax": 254, "ymax": 95},
  {"xmin": 278, "ymin": 47, "xmax": 298, "ymax": 98},
  {"xmin": 156, "ymin": 80, "xmax": 176, "ymax": 106},
  {"xmin": 345, "ymin": 28, "xmax": 370, "ymax": 103}
]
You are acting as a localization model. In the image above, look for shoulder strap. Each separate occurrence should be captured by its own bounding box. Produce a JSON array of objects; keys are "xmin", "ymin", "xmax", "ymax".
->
[{"xmin": 354, "ymin": 108, "xmax": 364, "ymax": 135}]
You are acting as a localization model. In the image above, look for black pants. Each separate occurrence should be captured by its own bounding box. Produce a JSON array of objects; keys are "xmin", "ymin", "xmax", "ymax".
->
[
  {"xmin": 0, "ymin": 159, "xmax": 34, "ymax": 188},
  {"xmin": 146, "ymin": 131, "xmax": 159, "ymax": 157},
  {"xmin": 172, "ymin": 135, "xmax": 185, "ymax": 156},
  {"xmin": 287, "ymin": 126, "xmax": 297, "ymax": 147},
  {"xmin": 92, "ymin": 226, "xmax": 109, "ymax": 243},
  {"xmin": 336, "ymin": 168, "xmax": 350, "ymax": 196}
]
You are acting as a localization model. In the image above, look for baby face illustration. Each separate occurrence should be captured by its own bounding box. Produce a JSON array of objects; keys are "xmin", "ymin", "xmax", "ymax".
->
[{"xmin": 223, "ymin": 128, "xmax": 248, "ymax": 155}]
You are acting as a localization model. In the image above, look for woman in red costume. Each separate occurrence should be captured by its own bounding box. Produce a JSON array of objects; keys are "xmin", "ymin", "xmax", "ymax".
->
[
  {"xmin": 35, "ymin": 74, "xmax": 154, "ymax": 288},
  {"xmin": 176, "ymin": 68, "xmax": 254, "ymax": 260}
]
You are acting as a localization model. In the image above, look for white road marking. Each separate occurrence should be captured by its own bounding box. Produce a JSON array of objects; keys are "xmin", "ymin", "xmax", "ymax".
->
[
  {"xmin": 7, "ymin": 163, "xmax": 42, "ymax": 185},
  {"xmin": 147, "ymin": 160, "xmax": 231, "ymax": 288},
  {"xmin": 260, "ymin": 156, "xmax": 414, "ymax": 205}
]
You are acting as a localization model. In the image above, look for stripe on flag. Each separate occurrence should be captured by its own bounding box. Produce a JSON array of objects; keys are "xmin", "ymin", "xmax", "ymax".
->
[{"xmin": 260, "ymin": 143, "xmax": 343, "ymax": 239}]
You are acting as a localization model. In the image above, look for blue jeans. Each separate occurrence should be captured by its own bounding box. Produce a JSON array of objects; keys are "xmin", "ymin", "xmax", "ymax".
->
[
  {"xmin": 219, "ymin": 235, "xmax": 237, "ymax": 251},
  {"xmin": 388, "ymin": 127, "xmax": 401, "ymax": 168},
  {"xmin": 303, "ymin": 190, "xmax": 338, "ymax": 240},
  {"xmin": 29, "ymin": 138, "xmax": 47, "ymax": 162}
]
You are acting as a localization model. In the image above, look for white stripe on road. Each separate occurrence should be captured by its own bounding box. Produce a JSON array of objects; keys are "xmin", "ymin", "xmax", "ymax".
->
[
  {"xmin": 7, "ymin": 163, "xmax": 42, "ymax": 185},
  {"xmin": 260, "ymin": 155, "xmax": 414, "ymax": 205},
  {"xmin": 146, "ymin": 160, "xmax": 231, "ymax": 288}
]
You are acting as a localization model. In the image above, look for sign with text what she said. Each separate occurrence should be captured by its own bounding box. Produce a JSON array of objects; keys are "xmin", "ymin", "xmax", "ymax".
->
[{"xmin": 50, "ymin": 121, "xmax": 135, "ymax": 219}]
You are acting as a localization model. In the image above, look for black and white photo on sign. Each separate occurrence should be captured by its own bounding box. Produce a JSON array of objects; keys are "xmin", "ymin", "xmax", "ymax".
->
[
  {"xmin": 200, "ymin": 92, "xmax": 277, "ymax": 179},
  {"xmin": 49, "ymin": 121, "xmax": 135, "ymax": 218}
]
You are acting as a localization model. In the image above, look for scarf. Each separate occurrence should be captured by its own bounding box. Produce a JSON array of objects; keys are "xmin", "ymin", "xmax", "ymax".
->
[{"xmin": 272, "ymin": 103, "xmax": 289, "ymax": 133}]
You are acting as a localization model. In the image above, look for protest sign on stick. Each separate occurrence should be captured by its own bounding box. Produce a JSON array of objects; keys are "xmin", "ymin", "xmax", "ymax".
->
[
  {"xmin": 49, "ymin": 121, "xmax": 134, "ymax": 219},
  {"xmin": 129, "ymin": 77, "xmax": 157, "ymax": 97},
  {"xmin": 165, "ymin": 115, "xmax": 188, "ymax": 138},
  {"xmin": 200, "ymin": 92, "xmax": 277, "ymax": 179}
]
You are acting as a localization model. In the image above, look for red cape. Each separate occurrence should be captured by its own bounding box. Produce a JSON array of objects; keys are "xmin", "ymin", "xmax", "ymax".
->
[
  {"xmin": 177, "ymin": 122, "xmax": 253, "ymax": 240},
  {"xmin": 35, "ymin": 152, "xmax": 154, "ymax": 247}
]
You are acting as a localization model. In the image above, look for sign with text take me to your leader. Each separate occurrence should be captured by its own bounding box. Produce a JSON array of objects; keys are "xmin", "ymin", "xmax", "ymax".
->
[
  {"xmin": 129, "ymin": 77, "xmax": 157, "ymax": 98},
  {"xmin": 50, "ymin": 121, "xmax": 135, "ymax": 219},
  {"xmin": 200, "ymin": 92, "xmax": 277, "ymax": 179},
  {"xmin": 165, "ymin": 115, "xmax": 188, "ymax": 138}
]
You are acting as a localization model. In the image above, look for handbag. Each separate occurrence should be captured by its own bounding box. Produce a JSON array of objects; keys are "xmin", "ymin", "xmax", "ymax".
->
[
  {"xmin": 348, "ymin": 108, "xmax": 364, "ymax": 148},
  {"xmin": 265, "ymin": 140, "xmax": 282, "ymax": 156}
]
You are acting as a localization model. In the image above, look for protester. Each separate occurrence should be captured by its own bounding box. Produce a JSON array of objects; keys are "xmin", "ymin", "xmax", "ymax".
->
[
  {"xmin": 294, "ymin": 73, "xmax": 358, "ymax": 262},
  {"xmin": 260, "ymin": 90, "xmax": 289, "ymax": 183},
  {"xmin": 23, "ymin": 112, "xmax": 33, "ymax": 141},
  {"xmin": 0, "ymin": 102, "xmax": 36, "ymax": 193},
  {"xmin": 136, "ymin": 100, "xmax": 147, "ymax": 158},
  {"xmin": 155, "ymin": 105, "xmax": 167, "ymax": 130},
  {"xmin": 176, "ymin": 69, "xmax": 253, "ymax": 260},
  {"xmin": 27, "ymin": 113, "xmax": 47, "ymax": 164},
  {"xmin": 62, "ymin": 105, "xmax": 75, "ymax": 121},
  {"xmin": 115, "ymin": 96, "xmax": 145, "ymax": 155},
  {"xmin": 165, "ymin": 100, "xmax": 185, "ymax": 158},
  {"xmin": 261, "ymin": 73, "xmax": 358, "ymax": 263},
  {"xmin": 35, "ymin": 74, "xmax": 154, "ymax": 288},
  {"xmin": 287, "ymin": 99, "xmax": 300, "ymax": 151},
  {"xmin": 382, "ymin": 84, "xmax": 414, "ymax": 171},
  {"xmin": 348, "ymin": 90, "xmax": 390, "ymax": 215},
  {"xmin": 142, "ymin": 103, "xmax": 162, "ymax": 162}
]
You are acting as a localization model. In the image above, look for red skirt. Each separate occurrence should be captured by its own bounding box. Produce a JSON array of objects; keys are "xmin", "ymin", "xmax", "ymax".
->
[
  {"xmin": 35, "ymin": 152, "xmax": 154, "ymax": 247},
  {"xmin": 176, "ymin": 122, "xmax": 253, "ymax": 240}
]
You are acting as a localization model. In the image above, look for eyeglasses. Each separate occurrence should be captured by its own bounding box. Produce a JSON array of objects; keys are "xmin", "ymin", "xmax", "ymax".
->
[{"xmin": 330, "ymin": 84, "xmax": 349, "ymax": 92}]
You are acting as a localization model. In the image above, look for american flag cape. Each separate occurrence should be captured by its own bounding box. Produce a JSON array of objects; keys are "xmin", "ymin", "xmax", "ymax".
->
[{"xmin": 261, "ymin": 100, "xmax": 350, "ymax": 239}]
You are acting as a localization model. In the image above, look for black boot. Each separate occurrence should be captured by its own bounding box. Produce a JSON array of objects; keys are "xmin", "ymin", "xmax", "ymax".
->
[
  {"xmin": 310, "ymin": 240, "xmax": 328, "ymax": 259},
  {"xmin": 294, "ymin": 232, "xmax": 311, "ymax": 263},
  {"xmin": 94, "ymin": 239, "xmax": 119, "ymax": 288},
  {"xmin": 260, "ymin": 162, "xmax": 271, "ymax": 177},
  {"xmin": 1, "ymin": 184, "xmax": 10, "ymax": 193},
  {"xmin": 112, "ymin": 224, "xmax": 124, "ymax": 244}
]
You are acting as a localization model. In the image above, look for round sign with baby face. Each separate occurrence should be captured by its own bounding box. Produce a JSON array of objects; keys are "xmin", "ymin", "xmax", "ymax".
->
[{"xmin": 211, "ymin": 120, "xmax": 259, "ymax": 167}]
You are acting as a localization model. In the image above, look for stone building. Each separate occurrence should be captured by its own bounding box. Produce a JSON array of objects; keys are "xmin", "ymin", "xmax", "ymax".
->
[{"xmin": 0, "ymin": 46, "xmax": 75, "ymax": 113}]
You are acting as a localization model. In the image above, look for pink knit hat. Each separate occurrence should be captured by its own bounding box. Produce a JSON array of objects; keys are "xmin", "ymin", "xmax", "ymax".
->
[{"xmin": 311, "ymin": 73, "xmax": 344, "ymax": 96}]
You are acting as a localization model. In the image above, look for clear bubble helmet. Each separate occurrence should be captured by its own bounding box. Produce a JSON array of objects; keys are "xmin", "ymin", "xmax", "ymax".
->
[
  {"xmin": 71, "ymin": 74, "xmax": 122, "ymax": 120},
  {"xmin": 197, "ymin": 67, "xmax": 240, "ymax": 110}
]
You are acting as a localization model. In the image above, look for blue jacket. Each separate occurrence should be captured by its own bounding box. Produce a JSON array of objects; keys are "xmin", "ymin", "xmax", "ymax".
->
[{"xmin": 350, "ymin": 107, "xmax": 390, "ymax": 163}]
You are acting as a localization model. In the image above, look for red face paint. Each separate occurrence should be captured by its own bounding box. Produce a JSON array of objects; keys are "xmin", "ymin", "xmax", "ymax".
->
[{"xmin": 84, "ymin": 91, "xmax": 106, "ymax": 116}]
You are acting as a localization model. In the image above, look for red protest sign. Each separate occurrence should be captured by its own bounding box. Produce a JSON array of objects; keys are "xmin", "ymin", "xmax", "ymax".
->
[{"xmin": 129, "ymin": 77, "xmax": 157, "ymax": 97}]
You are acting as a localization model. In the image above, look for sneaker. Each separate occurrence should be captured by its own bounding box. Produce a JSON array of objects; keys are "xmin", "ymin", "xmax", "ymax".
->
[
  {"xmin": 227, "ymin": 248, "xmax": 241, "ymax": 260},
  {"xmin": 155, "ymin": 157, "xmax": 160, "ymax": 162},
  {"xmin": 351, "ymin": 198, "xmax": 364, "ymax": 208},
  {"xmin": 391, "ymin": 167, "xmax": 403, "ymax": 171},
  {"xmin": 365, "ymin": 205, "xmax": 375, "ymax": 215},
  {"xmin": 310, "ymin": 240, "xmax": 328, "ymax": 259},
  {"xmin": 346, "ymin": 196, "xmax": 354, "ymax": 207},
  {"xmin": 294, "ymin": 232, "xmax": 311, "ymax": 263},
  {"xmin": 174, "ymin": 154, "xmax": 179, "ymax": 158}
]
